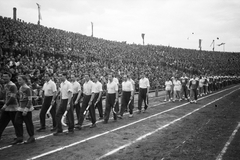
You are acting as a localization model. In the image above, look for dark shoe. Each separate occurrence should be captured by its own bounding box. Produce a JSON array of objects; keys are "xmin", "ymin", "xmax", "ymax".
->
[
  {"xmin": 65, "ymin": 131, "xmax": 74, "ymax": 135},
  {"xmin": 24, "ymin": 137, "xmax": 35, "ymax": 144},
  {"xmin": 53, "ymin": 131, "xmax": 63, "ymax": 136},
  {"xmin": 36, "ymin": 127, "xmax": 46, "ymax": 132},
  {"xmin": 98, "ymin": 117, "xmax": 103, "ymax": 120},
  {"xmin": 90, "ymin": 123, "xmax": 96, "ymax": 128},
  {"xmin": 137, "ymin": 110, "xmax": 141, "ymax": 114},
  {"xmin": 11, "ymin": 138, "xmax": 23, "ymax": 145},
  {"xmin": 102, "ymin": 120, "xmax": 108, "ymax": 124},
  {"xmin": 50, "ymin": 127, "xmax": 57, "ymax": 132},
  {"xmin": 75, "ymin": 125, "xmax": 82, "ymax": 130},
  {"xmin": 117, "ymin": 115, "xmax": 123, "ymax": 119},
  {"xmin": 142, "ymin": 109, "xmax": 146, "ymax": 113}
]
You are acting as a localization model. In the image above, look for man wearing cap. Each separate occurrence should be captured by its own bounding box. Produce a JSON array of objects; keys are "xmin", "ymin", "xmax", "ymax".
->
[
  {"xmin": 138, "ymin": 72, "xmax": 150, "ymax": 113},
  {"xmin": 53, "ymin": 72, "xmax": 74, "ymax": 136},
  {"xmin": 37, "ymin": 73, "xmax": 57, "ymax": 132},
  {"xmin": 75, "ymin": 73, "xmax": 96, "ymax": 129}
]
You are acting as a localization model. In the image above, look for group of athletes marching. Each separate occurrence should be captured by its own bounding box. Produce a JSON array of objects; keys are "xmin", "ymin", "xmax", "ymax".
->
[
  {"xmin": 0, "ymin": 71, "xmax": 150, "ymax": 144},
  {"xmin": 164, "ymin": 74, "xmax": 238, "ymax": 103},
  {"xmin": 0, "ymin": 70, "xmax": 239, "ymax": 145}
]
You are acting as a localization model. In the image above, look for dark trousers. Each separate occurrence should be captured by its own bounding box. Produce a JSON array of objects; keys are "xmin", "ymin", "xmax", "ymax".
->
[
  {"xmin": 55, "ymin": 99, "xmax": 74, "ymax": 132},
  {"xmin": 120, "ymin": 91, "xmax": 132, "ymax": 116},
  {"xmin": 182, "ymin": 85, "xmax": 188, "ymax": 99},
  {"xmin": 190, "ymin": 89, "xmax": 198, "ymax": 101},
  {"xmin": 138, "ymin": 88, "xmax": 148, "ymax": 111},
  {"xmin": 39, "ymin": 96, "xmax": 56, "ymax": 128},
  {"xmin": 79, "ymin": 95, "xmax": 96, "ymax": 125},
  {"xmin": 15, "ymin": 111, "xmax": 34, "ymax": 138},
  {"xmin": 93, "ymin": 93, "xmax": 103, "ymax": 118},
  {"xmin": 104, "ymin": 93, "xmax": 117, "ymax": 122},
  {"xmin": 0, "ymin": 111, "xmax": 17, "ymax": 137},
  {"xmin": 72, "ymin": 93, "xmax": 80, "ymax": 123}
]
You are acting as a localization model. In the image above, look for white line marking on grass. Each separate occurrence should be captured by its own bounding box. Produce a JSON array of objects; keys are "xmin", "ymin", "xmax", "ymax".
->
[
  {"xmin": 96, "ymin": 88, "xmax": 239, "ymax": 160},
  {"xmin": 216, "ymin": 122, "xmax": 240, "ymax": 160},
  {"xmin": 26, "ymin": 87, "xmax": 239, "ymax": 160}
]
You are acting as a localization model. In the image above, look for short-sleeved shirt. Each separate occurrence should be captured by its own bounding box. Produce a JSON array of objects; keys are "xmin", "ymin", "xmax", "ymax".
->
[
  {"xmin": 107, "ymin": 81, "xmax": 118, "ymax": 94},
  {"xmin": 72, "ymin": 81, "xmax": 81, "ymax": 94},
  {"xmin": 42, "ymin": 80, "xmax": 57, "ymax": 96},
  {"xmin": 122, "ymin": 80, "xmax": 133, "ymax": 92},
  {"xmin": 60, "ymin": 80, "xmax": 73, "ymax": 99},
  {"xmin": 83, "ymin": 80, "xmax": 94, "ymax": 96},
  {"xmin": 92, "ymin": 81, "xmax": 103, "ymax": 93},
  {"xmin": 165, "ymin": 81, "xmax": 172, "ymax": 91},
  {"xmin": 139, "ymin": 77, "xmax": 150, "ymax": 89}
]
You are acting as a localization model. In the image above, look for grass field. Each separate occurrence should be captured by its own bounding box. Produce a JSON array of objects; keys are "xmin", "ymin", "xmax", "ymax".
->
[{"xmin": 0, "ymin": 85, "xmax": 240, "ymax": 160}]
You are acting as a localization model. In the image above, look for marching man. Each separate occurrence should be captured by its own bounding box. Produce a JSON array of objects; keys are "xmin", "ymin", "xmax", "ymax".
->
[
  {"xmin": 37, "ymin": 73, "xmax": 57, "ymax": 132},
  {"xmin": 103, "ymin": 74, "xmax": 118, "ymax": 123},
  {"xmin": 138, "ymin": 72, "xmax": 150, "ymax": 113},
  {"xmin": 53, "ymin": 72, "xmax": 74, "ymax": 136},
  {"xmin": 118, "ymin": 74, "xmax": 134, "ymax": 119}
]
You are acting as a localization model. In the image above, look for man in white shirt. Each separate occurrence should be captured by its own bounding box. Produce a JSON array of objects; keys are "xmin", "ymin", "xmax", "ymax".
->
[
  {"xmin": 37, "ymin": 73, "xmax": 57, "ymax": 132},
  {"xmin": 118, "ymin": 75, "xmax": 134, "ymax": 119},
  {"xmin": 127, "ymin": 73, "xmax": 135, "ymax": 117},
  {"xmin": 91, "ymin": 75, "xmax": 103, "ymax": 119},
  {"xmin": 138, "ymin": 72, "xmax": 150, "ymax": 113},
  {"xmin": 53, "ymin": 72, "xmax": 73, "ymax": 136},
  {"xmin": 104, "ymin": 74, "xmax": 119, "ymax": 123},
  {"xmin": 71, "ymin": 74, "xmax": 81, "ymax": 125},
  {"xmin": 75, "ymin": 73, "xmax": 96, "ymax": 129}
]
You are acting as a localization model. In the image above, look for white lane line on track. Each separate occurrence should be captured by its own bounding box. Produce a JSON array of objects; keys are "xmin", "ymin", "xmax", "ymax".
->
[
  {"xmin": 5, "ymin": 95, "xmax": 166, "ymax": 130},
  {"xmin": 97, "ymin": 88, "xmax": 239, "ymax": 160},
  {"xmin": 215, "ymin": 122, "xmax": 240, "ymax": 160},
  {"xmin": 0, "ymin": 101, "xmax": 165, "ymax": 151},
  {"xmin": 26, "ymin": 86, "xmax": 239, "ymax": 160}
]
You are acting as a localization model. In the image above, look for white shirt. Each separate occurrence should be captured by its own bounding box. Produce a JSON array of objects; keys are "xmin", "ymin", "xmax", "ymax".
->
[
  {"xmin": 199, "ymin": 79, "xmax": 205, "ymax": 87},
  {"xmin": 42, "ymin": 80, "xmax": 57, "ymax": 96},
  {"xmin": 173, "ymin": 80, "xmax": 182, "ymax": 91},
  {"xmin": 165, "ymin": 81, "xmax": 172, "ymax": 91},
  {"xmin": 122, "ymin": 80, "xmax": 133, "ymax": 92},
  {"xmin": 107, "ymin": 81, "xmax": 118, "ymax": 94},
  {"xmin": 71, "ymin": 81, "xmax": 81, "ymax": 94},
  {"xmin": 108, "ymin": 77, "xmax": 119, "ymax": 85},
  {"xmin": 92, "ymin": 81, "xmax": 103, "ymax": 93},
  {"xmin": 139, "ymin": 77, "xmax": 150, "ymax": 89},
  {"xmin": 83, "ymin": 80, "xmax": 94, "ymax": 95},
  {"xmin": 60, "ymin": 80, "xmax": 73, "ymax": 99}
]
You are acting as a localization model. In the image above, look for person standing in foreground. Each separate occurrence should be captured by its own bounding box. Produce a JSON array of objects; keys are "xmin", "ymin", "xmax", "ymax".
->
[
  {"xmin": 14, "ymin": 75, "xmax": 35, "ymax": 144},
  {"xmin": 72, "ymin": 74, "xmax": 81, "ymax": 125},
  {"xmin": 37, "ymin": 73, "xmax": 57, "ymax": 132},
  {"xmin": 53, "ymin": 72, "xmax": 74, "ymax": 136},
  {"xmin": 91, "ymin": 75, "xmax": 103, "ymax": 120},
  {"xmin": 118, "ymin": 74, "xmax": 134, "ymax": 119},
  {"xmin": 189, "ymin": 75, "xmax": 199, "ymax": 103},
  {"xmin": 138, "ymin": 72, "xmax": 150, "ymax": 113},
  {"xmin": 104, "ymin": 74, "xmax": 118, "ymax": 123},
  {"xmin": 0, "ymin": 72, "xmax": 18, "ymax": 142},
  {"xmin": 75, "ymin": 73, "xmax": 96, "ymax": 129}
]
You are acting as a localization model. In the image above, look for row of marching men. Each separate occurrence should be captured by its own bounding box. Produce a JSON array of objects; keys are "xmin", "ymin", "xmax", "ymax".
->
[
  {"xmin": 164, "ymin": 74, "xmax": 239, "ymax": 103},
  {"xmin": 0, "ymin": 71, "xmax": 150, "ymax": 144}
]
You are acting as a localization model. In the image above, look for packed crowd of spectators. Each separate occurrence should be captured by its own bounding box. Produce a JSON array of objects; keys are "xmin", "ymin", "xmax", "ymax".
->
[{"xmin": 1, "ymin": 16, "xmax": 240, "ymax": 92}]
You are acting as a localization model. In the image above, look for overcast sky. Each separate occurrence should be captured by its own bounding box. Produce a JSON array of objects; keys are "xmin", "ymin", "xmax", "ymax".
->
[{"xmin": 0, "ymin": 0, "xmax": 240, "ymax": 52}]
